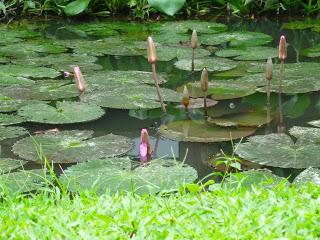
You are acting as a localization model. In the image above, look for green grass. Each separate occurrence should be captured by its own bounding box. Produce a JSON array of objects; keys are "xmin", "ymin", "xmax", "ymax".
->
[{"xmin": 0, "ymin": 184, "xmax": 320, "ymax": 239}]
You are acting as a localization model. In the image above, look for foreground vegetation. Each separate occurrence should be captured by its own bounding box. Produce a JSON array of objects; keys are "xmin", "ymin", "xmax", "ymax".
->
[
  {"xmin": 2, "ymin": 0, "xmax": 320, "ymax": 21},
  {"xmin": 0, "ymin": 183, "xmax": 319, "ymax": 239}
]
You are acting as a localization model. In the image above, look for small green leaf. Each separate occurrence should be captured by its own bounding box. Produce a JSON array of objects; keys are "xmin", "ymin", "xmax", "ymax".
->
[{"xmin": 64, "ymin": 0, "xmax": 90, "ymax": 16}]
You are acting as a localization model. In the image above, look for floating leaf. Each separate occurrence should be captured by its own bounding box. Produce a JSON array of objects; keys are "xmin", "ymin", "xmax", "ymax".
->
[
  {"xmin": 176, "ymin": 98, "xmax": 218, "ymax": 109},
  {"xmin": 236, "ymin": 126, "xmax": 320, "ymax": 168},
  {"xmin": 207, "ymin": 109, "xmax": 273, "ymax": 127},
  {"xmin": 177, "ymin": 81, "xmax": 256, "ymax": 100},
  {"xmin": 0, "ymin": 113, "xmax": 26, "ymax": 125},
  {"xmin": 0, "ymin": 74, "xmax": 34, "ymax": 87},
  {"xmin": 17, "ymin": 101, "xmax": 105, "ymax": 124},
  {"xmin": 0, "ymin": 65, "xmax": 60, "ymax": 79},
  {"xmin": 0, "ymin": 126, "xmax": 28, "ymax": 141},
  {"xmin": 60, "ymin": 158, "xmax": 197, "ymax": 195},
  {"xmin": 301, "ymin": 45, "xmax": 320, "ymax": 58},
  {"xmin": 201, "ymin": 31, "xmax": 272, "ymax": 47},
  {"xmin": 83, "ymin": 85, "xmax": 180, "ymax": 110},
  {"xmin": 0, "ymin": 158, "xmax": 27, "ymax": 174},
  {"xmin": 218, "ymin": 170, "xmax": 287, "ymax": 190},
  {"xmin": 0, "ymin": 95, "xmax": 46, "ymax": 113},
  {"xmin": 0, "ymin": 81, "xmax": 78, "ymax": 101},
  {"xmin": 156, "ymin": 20, "xmax": 227, "ymax": 34},
  {"xmin": 12, "ymin": 130, "xmax": 133, "ymax": 163},
  {"xmin": 159, "ymin": 120, "xmax": 256, "ymax": 143},
  {"xmin": 0, "ymin": 169, "xmax": 51, "ymax": 194},
  {"xmin": 293, "ymin": 167, "xmax": 320, "ymax": 186},
  {"xmin": 174, "ymin": 57, "xmax": 238, "ymax": 72},
  {"xmin": 215, "ymin": 46, "xmax": 278, "ymax": 61}
]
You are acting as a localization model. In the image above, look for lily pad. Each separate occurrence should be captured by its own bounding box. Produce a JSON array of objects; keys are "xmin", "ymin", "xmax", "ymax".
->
[
  {"xmin": 293, "ymin": 167, "xmax": 320, "ymax": 186},
  {"xmin": 159, "ymin": 120, "xmax": 256, "ymax": 142},
  {"xmin": 17, "ymin": 101, "xmax": 105, "ymax": 124},
  {"xmin": 157, "ymin": 20, "xmax": 227, "ymax": 34},
  {"xmin": 176, "ymin": 98, "xmax": 218, "ymax": 109},
  {"xmin": 301, "ymin": 45, "xmax": 320, "ymax": 58},
  {"xmin": 83, "ymin": 85, "xmax": 180, "ymax": 110},
  {"xmin": 60, "ymin": 158, "xmax": 197, "ymax": 195},
  {"xmin": 174, "ymin": 57, "xmax": 238, "ymax": 72},
  {"xmin": 0, "ymin": 126, "xmax": 28, "ymax": 141},
  {"xmin": 0, "ymin": 81, "xmax": 79, "ymax": 101},
  {"xmin": 0, "ymin": 158, "xmax": 27, "ymax": 174},
  {"xmin": 177, "ymin": 81, "xmax": 256, "ymax": 100},
  {"xmin": 235, "ymin": 126, "xmax": 320, "ymax": 168},
  {"xmin": 12, "ymin": 130, "xmax": 133, "ymax": 163},
  {"xmin": 86, "ymin": 70, "xmax": 167, "ymax": 87},
  {"xmin": 0, "ymin": 74, "xmax": 35, "ymax": 87},
  {"xmin": 0, "ymin": 169, "xmax": 51, "ymax": 194},
  {"xmin": 207, "ymin": 109, "xmax": 273, "ymax": 127},
  {"xmin": 215, "ymin": 46, "xmax": 278, "ymax": 61},
  {"xmin": 0, "ymin": 65, "xmax": 60, "ymax": 79},
  {"xmin": 0, "ymin": 95, "xmax": 46, "ymax": 113},
  {"xmin": 0, "ymin": 113, "xmax": 26, "ymax": 125},
  {"xmin": 219, "ymin": 170, "xmax": 287, "ymax": 190},
  {"xmin": 201, "ymin": 31, "xmax": 273, "ymax": 47},
  {"xmin": 308, "ymin": 120, "xmax": 320, "ymax": 128}
]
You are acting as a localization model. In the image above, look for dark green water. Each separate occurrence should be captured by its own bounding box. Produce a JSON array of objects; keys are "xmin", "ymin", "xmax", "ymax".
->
[{"xmin": 2, "ymin": 17, "xmax": 320, "ymax": 181}]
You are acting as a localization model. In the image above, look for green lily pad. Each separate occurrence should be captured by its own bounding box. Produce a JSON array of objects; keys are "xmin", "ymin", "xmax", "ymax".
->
[
  {"xmin": 0, "ymin": 74, "xmax": 34, "ymax": 87},
  {"xmin": 308, "ymin": 120, "xmax": 320, "ymax": 128},
  {"xmin": 72, "ymin": 22, "xmax": 119, "ymax": 37},
  {"xmin": 235, "ymin": 126, "xmax": 320, "ymax": 168},
  {"xmin": 176, "ymin": 98, "xmax": 218, "ymax": 109},
  {"xmin": 219, "ymin": 170, "xmax": 287, "ymax": 190},
  {"xmin": 201, "ymin": 31, "xmax": 273, "ymax": 47},
  {"xmin": 0, "ymin": 158, "xmax": 27, "ymax": 174},
  {"xmin": 282, "ymin": 20, "xmax": 320, "ymax": 30},
  {"xmin": 174, "ymin": 57, "xmax": 238, "ymax": 72},
  {"xmin": 293, "ymin": 167, "xmax": 320, "ymax": 186},
  {"xmin": 0, "ymin": 65, "xmax": 60, "ymax": 79},
  {"xmin": 12, "ymin": 130, "xmax": 133, "ymax": 163},
  {"xmin": 86, "ymin": 70, "xmax": 167, "ymax": 87},
  {"xmin": 207, "ymin": 109, "xmax": 273, "ymax": 127},
  {"xmin": 157, "ymin": 20, "xmax": 227, "ymax": 34},
  {"xmin": 83, "ymin": 85, "xmax": 180, "ymax": 110},
  {"xmin": 0, "ymin": 126, "xmax": 28, "ymax": 141},
  {"xmin": 177, "ymin": 81, "xmax": 256, "ymax": 100},
  {"xmin": 301, "ymin": 45, "xmax": 320, "ymax": 58},
  {"xmin": 60, "ymin": 158, "xmax": 197, "ymax": 195},
  {"xmin": 0, "ymin": 169, "xmax": 52, "ymax": 194},
  {"xmin": 215, "ymin": 46, "xmax": 278, "ymax": 61},
  {"xmin": 151, "ymin": 32, "xmax": 190, "ymax": 46},
  {"xmin": 0, "ymin": 81, "xmax": 79, "ymax": 101},
  {"xmin": 0, "ymin": 95, "xmax": 46, "ymax": 113},
  {"xmin": 17, "ymin": 101, "xmax": 105, "ymax": 124},
  {"xmin": 159, "ymin": 120, "xmax": 256, "ymax": 143},
  {"xmin": 0, "ymin": 113, "xmax": 26, "ymax": 125}
]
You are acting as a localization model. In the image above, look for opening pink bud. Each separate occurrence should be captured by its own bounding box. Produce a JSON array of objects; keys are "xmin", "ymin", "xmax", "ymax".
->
[
  {"xmin": 279, "ymin": 35, "xmax": 287, "ymax": 61},
  {"xmin": 64, "ymin": 71, "xmax": 72, "ymax": 78},
  {"xmin": 191, "ymin": 29, "xmax": 198, "ymax": 49},
  {"xmin": 200, "ymin": 67, "xmax": 209, "ymax": 92},
  {"xmin": 147, "ymin": 37, "xmax": 157, "ymax": 64},
  {"xmin": 266, "ymin": 57, "xmax": 273, "ymax": 81},
  {"xmin": 140, "ymin": 129, "xmax": 152, "ymax": 161},
  {"xmin": 73, "ymin": 66, "xmax": 86, "ymax": 93}
]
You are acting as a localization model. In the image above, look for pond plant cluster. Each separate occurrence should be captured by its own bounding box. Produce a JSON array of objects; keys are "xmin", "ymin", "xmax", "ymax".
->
[{"xmin": 1, "ymin": 19, "xmax": 320, "ymax": 197}]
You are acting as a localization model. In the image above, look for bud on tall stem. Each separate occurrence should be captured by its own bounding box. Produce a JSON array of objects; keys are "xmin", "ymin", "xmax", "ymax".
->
[
  {"xmin": 200, "ymin": 67, "xmax": 209, "ymax": 92},
  {"xmin": 182, "ymin": 85, "xmax": 189, "ymax": 109},
  {"xmin": 191, "ymin": 29, "xmax": 198, "ymax": 49},
  {"xmin": 266, "ymin": 57, "xmax": 273, "ymax": 81},
  {"xmin": 73, "ymin": 66, "xmax": 86, "ymax": 93},
  {"xmin": 278, "ymin": 35, "xmax": 287, "ymax": 62},
  {"xmin": 147, "ymin": 37, "xmax": 157, "ymax": 64}
]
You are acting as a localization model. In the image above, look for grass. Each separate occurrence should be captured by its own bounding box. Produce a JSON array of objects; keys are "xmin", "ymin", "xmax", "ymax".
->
[{"xmin": 0, "ymin": 183, "xmax": 320, "ymax": 239}]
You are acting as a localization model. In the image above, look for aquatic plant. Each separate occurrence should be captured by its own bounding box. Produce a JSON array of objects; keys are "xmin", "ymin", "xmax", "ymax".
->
[
  {"xmin": 200, "ymin": 67, "xmax": 208, "ymax": 116},
  {"xmin": 147, "ymin": 36, "xmax": 167, "ymax": 114},
  {"xmin": 191, "ymin": 29, "xmax": 197, "ymax": 73},
  {"xmin": 182, "ymin": 85, "xmax": 190, "ymax": 110},
  {"xmin": 140, "ymin": 128, "xmax": 152, "ymax": 162},
  {"xmin": 278, "ymin": 35, "xmax": 287, "ymax": 132}
]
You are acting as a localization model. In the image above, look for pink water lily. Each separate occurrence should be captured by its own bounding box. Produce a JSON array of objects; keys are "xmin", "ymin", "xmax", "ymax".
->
[
  {"xmin": 73, "ymin": 66, "xmax": 86, "ymax": 93},
  {"xmin": 140, "ymin": 128, "xmax": 152, "ymax": 162}
]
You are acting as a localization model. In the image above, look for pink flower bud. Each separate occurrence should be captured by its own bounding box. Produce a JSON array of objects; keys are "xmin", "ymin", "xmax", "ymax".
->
[
  {"xmin": 279, "ymin": 35, "xmax": 287, "ymax": 61},
  {"xmin": 73, "ymin": 66, "xmax": 86, "ymax": 93}
]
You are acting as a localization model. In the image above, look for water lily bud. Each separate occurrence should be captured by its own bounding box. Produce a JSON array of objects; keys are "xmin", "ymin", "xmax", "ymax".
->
[
  {"xmin": 140, "ymin": 128, "xmax": 151, "ymax": 161},
  {"xmin": 278, "ymin": 35, "xmax": 287, "ymax": 61},
  {"xmin": 73, "ymin": 66, "xmax": 86, "ymax": 93},
  {"xmin": 182, "ymin": 85, "xmax": 189, "ymax": 109},
  {"xmin": 147, "ymin": 36, "xmax": 157, "ymax": 64},
  {"xmin": 63, "ymin": 71, "xmax": 72, "ymax": 78},
  {"xmin": 191, "ymin": 29, "xmax": 198, "ymax": 49},
  {"xmin": 266, "ymin": 57, "xmax": 273, "ymax": 81},
  {"xmin": 200, "ymin": 67, "xmax": 208, "ymax": 92}
]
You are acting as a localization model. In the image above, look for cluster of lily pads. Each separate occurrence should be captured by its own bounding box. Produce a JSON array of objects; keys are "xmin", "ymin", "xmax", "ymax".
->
[{"xmin": 1, "ymin": 19, "xmax": 320, "ymax": 194}]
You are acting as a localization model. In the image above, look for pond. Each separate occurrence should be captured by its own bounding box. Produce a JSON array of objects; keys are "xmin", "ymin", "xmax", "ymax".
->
[{"xmin": 1, "ymin": 17, "xmax": 320, "ymax": 194}]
